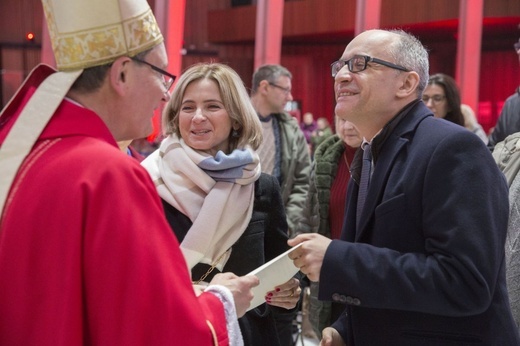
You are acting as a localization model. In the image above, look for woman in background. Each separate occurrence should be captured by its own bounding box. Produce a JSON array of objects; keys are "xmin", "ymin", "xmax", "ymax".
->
[
  {"xmin": 423, "ymin": 73, "xmax": 488, "ymax": 143},
  {"xmin": 142, "ymin": 62, "xmax": 300, "ymax": 346},
  {"xmin": 422, "ymin": 73, "xmax": 465, "ymax": 126},
  {"xmin": 296, "ymin": 116, "xmax": 362, "ymax": 339}
]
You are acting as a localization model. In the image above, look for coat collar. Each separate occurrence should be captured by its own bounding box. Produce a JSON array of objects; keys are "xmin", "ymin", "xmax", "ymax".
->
[{"xmin": 356, "ymin": 100, "xmax": 433, "ymax": 240}]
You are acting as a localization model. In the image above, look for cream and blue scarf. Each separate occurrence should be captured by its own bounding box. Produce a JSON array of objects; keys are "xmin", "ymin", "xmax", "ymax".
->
[{"xmin": 142, "ymin": 134, "xmax": 261, "ymax": 274}]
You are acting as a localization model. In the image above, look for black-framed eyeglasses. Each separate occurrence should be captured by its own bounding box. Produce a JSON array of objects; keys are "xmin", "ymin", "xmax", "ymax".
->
[
  {"xmin": 268, "ymin": 82, "xmax": 292, "ymax": 95},
  {"xmin": 331, "ymin": 55, "xmax": 410, "ymax": 77},
  {"xmin": 422, "ymin": 95, "xmax": 446, "ymax": 103},
  {"xmin": 131, "ymin": 57, "xmax": 176, "ymax": 92},
  {"xmin": 514, "ymin": 42, "xmax": 520, "ymax": 52}
]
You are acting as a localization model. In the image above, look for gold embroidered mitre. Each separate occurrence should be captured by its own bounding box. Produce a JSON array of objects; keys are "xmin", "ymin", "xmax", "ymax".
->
[{"xmin": 41, "ymin": 0, "xmax": 163, "ymax": 71}]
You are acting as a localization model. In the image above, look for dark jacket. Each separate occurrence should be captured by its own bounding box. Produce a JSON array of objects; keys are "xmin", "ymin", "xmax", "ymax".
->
[
  {"xmin": 320, "ymin": 101, "xmax": 519, "ymax": 345},
  {"xmin": 488, "ymin": 88, "xmax": 520, "ymax": 150},
  {"xmin": 162, "ymin": 173, "xmax": 294, "ymax": 346}
]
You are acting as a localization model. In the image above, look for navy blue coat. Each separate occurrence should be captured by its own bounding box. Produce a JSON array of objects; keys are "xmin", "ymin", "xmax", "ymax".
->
[{"xmin": 319, "ymin": 101, "xmax": 520, "ymax": 345}]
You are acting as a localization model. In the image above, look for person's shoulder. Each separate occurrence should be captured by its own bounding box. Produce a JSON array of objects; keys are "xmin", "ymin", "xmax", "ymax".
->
[
  {"xmin": 277, "ymin": 112, "xmax": 299, "ymax": 125},
  {"xmin": 75, "ymin": 139, "xmax": 136, "ymax": 163},
  {"xmin": 418, "ymin": 116, "xmax": 470, "ymax": 136},
  {"xmin": 64, "ymin": 139, "xmax": 149, "ymax": 179},
  {"xmin": 505, "ymin": 90, "xmax": 520, "ymax": 104},
  {"xmin": 492, "ymin": 132, "xmax": 520, "ymax": 186},
  {"xmin": 411, "ymin": 116, "xmax": 486, "ymax": 153},
  {"xmin": 40, "ymin": 138, "xmax": 155, "ymax": 202},
  {"xmin": 257, "ymin": 172, "xmax": 279, "ymax": 186},
  {"xmin": 255, "ymin": 173, "xmax": 281, "ymax": 194},
  {"xmin": 314, "ymin": 135, "xmax": 341, "ymax": 158},
  {"xmin": 51, "ymin": 137, "xmax": 113, "ymax": 165},
  {"xmin": 278, "ymin": 113, "xmax": 308, "ymax": 143},
  {"xmin": 322, "ymin": 133, "xmax": 341, "ymax": 147}
]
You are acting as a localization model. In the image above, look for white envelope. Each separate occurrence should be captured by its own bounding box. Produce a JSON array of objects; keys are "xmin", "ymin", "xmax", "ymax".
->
[{"xmin": 246, "ymin": 243, "xmax": 302, "ymax": 311}]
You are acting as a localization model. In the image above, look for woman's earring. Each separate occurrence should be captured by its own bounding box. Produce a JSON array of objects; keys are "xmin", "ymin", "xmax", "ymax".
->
[{"xmin": 232, "ymin": 129, "xmax": 240, "ymax": 138}]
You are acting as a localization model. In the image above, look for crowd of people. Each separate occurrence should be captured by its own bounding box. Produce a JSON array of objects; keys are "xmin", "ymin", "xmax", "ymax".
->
[{"xmin": 1, "ymin": 0, "xmax": 520, "ymax": 345}]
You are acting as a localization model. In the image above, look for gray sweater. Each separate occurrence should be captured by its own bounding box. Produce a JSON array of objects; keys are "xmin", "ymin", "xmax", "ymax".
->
[{"xmin": 507, "ymin": 172, "xmax": 520, "ymax": 327}]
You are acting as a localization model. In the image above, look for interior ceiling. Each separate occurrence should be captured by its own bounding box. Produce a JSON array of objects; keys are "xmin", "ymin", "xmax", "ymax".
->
[{"xmin": 281, "ymin": 17, "xmax": 520, "ymax": 46}]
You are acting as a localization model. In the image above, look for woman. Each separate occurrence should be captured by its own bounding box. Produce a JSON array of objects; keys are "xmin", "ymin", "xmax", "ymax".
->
[
  {"xmin": 297, "ymin": 116, "xmax": 362, "ymax": 339},
  {"xmin": 142, "ymin": 62, "xmax": 300, "ymax": 346},
  {"xmin": 423, "ymin": 74, "xmax": 489, "ymax": 144},
  {"xmin": 422, "ymin": 73, "xmax": 465, "ymax": 126}
]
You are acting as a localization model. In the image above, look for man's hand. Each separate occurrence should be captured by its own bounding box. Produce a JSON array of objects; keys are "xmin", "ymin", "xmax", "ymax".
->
[
  {"xmin": 210, "ymin": 273, "xmax": 259, "ymax": 317},
  {"xmin": 320, "ymin": 327, "xmax": 346, "ymax": 346},
  {"xmin": 288, "ymin": 233, "xmax": 332, "ymax": 282}
]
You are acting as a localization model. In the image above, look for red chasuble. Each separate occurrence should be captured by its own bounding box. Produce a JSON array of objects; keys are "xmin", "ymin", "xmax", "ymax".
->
[{"xmin": 0, "ymin": 66, "xmax": 228, "ymax": 345}]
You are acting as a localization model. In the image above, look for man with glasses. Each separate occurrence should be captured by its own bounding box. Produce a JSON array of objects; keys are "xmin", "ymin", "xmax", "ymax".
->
[
  {"xmin": 488, "ymin": 33, "xmax": 520, "ymax": 150},
  {"xmin": 250, "ymin": 64, "xmax": 311, "ymax": 344},
  {"xmin": 288, "ymin": 29, "xmax": 519, "ymax": 345},
  {"xmin": 0, "ymin": 0, "xmax": 259, "ymax": 344},
  {"xmin": 250, "ymin": 65, "xmax": 311, "ymax": 238}
]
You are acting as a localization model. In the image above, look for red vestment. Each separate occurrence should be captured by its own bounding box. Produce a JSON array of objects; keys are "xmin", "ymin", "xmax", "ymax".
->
[{"xmin": 0, "ymin": 66, "xmax": 228, "ymax": 345}]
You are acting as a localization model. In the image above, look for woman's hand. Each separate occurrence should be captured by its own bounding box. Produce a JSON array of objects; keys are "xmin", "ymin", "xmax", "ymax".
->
[{"xmin": 264, "ymin": 277, "xmax": 301, "ymax": 309}]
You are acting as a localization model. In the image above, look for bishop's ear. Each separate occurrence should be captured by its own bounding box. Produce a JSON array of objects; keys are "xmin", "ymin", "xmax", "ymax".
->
[{"xmin": 109, "ymin": 56, "xmax": 132, "ymax": 96}]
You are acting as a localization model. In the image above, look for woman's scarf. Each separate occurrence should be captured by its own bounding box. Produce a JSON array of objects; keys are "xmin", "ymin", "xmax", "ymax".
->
[{"xmin": 142, "ymin": 134, "xmax": 261, "ymax": 274}]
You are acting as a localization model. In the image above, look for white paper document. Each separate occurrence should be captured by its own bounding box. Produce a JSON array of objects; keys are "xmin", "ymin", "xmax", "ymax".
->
[{"xmin": 246, "ymin": 243, "xmax": 302, "ymax": 311}]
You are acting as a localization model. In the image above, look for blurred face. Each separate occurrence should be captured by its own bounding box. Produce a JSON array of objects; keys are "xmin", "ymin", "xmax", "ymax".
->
[
  {"xmin": 266, "ymin": 76, "xmax": 293, "ymax": 113},
  {"xmin": 124, "ymin": 43, "xmax": 171, "ymax": 141},
  {"xmin": 422, "ymin": 84, "xmax": 448, "ymax": 119},
  {"xmin": 333, "ymin": 30, "xmax": 407, "ymax": 135},
  {"xmin": 178, "ymin": 78, "xmax": 233, "ymax": 156},
  {"xmin": 317, "ymin": 118, "xmax": 328, "ymax": 129},
  {"xmin": 336, "ymin": 118, "xmax": 362, "ymax": 148},
  {"xmin": 303, "ymin": 112, "xmax": 314, "ymax": 124}
]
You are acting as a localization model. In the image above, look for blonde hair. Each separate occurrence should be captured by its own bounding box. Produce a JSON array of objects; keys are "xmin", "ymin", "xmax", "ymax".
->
[
  {"xmin": 460, "ymin": 104, "xmax": 477, "ymax": 130},
  {"xmin": 163, "ymin": 63, "xmax": 263, "ymax": 151}
]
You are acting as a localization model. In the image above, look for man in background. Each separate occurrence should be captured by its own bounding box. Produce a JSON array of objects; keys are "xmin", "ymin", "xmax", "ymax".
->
[
  {"xmin": 250, "ymin": 64, "xmax": 311, "ymax": 237},
  {"xmin": 488, "ymin": 31, "xmax": 520, "ymax": 150},
  {"xmin": 250, "ymin": 64, "xmax": 311, "ymax": 345}
]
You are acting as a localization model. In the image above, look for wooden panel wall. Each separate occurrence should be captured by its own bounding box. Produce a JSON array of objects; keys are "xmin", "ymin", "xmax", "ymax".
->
[
  {"xmin": 282, "ymin": 0, "xmax": 356, "ymax": 36},
  {"xmin": 203, "ymin": 0, "xmax": 519, "ymax": 131},
  {"xmin": 208, "ymin": 0, "xmax": 519, "ymax": 43},
  {"xmin": 381, "ymin": 0, "xmax": 458, "ymax": 26},
  {"xmin": 0, "ymin": 0, "xmax": 42, "ymax": 43},
  {"xmin": 0, "ymin": 0, "xmax": 519, "ymax": 130},
  {"xmin": 484, "ymin": 0, "xmax": 520, "ymax": 16}
]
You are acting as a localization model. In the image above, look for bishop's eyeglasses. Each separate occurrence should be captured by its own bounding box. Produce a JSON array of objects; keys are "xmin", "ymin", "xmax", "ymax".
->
[{"xmin": 131, "ymin": 57, "xmax": 176, "ymax": 93}]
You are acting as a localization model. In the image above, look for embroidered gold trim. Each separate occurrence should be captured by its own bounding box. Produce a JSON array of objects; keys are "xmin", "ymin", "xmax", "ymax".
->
[{"xmin": 42, "ymin": 1, "xmax": 162, "ymax": 71}]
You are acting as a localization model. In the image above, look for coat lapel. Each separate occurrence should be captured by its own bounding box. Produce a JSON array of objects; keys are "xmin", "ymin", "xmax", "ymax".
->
[{"xmin": 355, "ymin": 102, "xmax": 432, "ymax": 241}]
